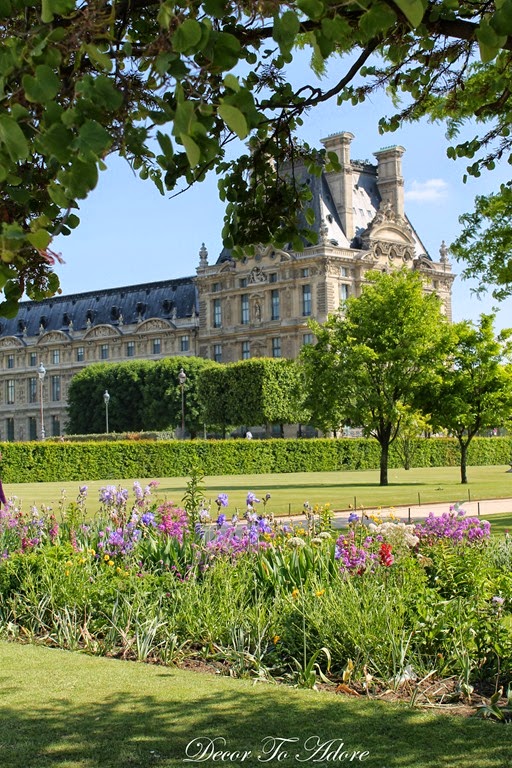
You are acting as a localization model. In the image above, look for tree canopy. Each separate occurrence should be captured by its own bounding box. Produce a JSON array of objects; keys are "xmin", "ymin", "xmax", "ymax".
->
[
  {"xmin": 1, "ymin": 0, "xmax": 512, "ymax": 314},
  {"xmin": 424, "ymin": 314, "xmax": 512, "ymax": 483},
  {"xmin": 301, "ymin": 269, "xmax": 451, "ymax": 485}
]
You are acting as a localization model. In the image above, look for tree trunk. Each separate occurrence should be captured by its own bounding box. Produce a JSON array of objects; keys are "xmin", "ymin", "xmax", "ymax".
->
[
  {"xmin": 459, "ymin": 439, "xmax": 468, "ymax": 484},
  {"xmin": 380, "ymin": 440, "xmax": 389, "ymax": 486}
]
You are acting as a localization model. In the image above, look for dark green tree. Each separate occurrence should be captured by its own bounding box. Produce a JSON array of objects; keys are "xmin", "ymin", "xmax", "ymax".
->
[
  {"xmin": 302, "ymin": 269, "xmax": 451, "ymax": 485},
  {"xmin": 1, "ymin": 1, "xmax": 512, "ymax": 313}
]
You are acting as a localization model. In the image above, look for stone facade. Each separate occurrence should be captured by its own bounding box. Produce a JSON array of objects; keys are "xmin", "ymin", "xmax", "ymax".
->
[{"xmin": 0, "ymin": 132, "xmax": 454, "ymax": 440}]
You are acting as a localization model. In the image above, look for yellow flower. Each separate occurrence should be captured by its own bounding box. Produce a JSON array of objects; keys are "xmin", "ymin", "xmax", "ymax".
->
[
  {"xmin": 291, "ymin": 588, "xmax": 300, "ymax": 599},
  {"xmin": 273, "ymin": 635, "xmax": 280, "ymax": 644},
  {"xmin": 315, "ymin": 589, "xmax": 325, "ymax": 597},
  {"xmin": 104, "ymin": 554, "xmax": 110, "ymax": 562},
  {"xmin": 88, "ymin": 548, "xmax": 96, "ymax": 557},
  {"xmin": 65, "ymin": 560, "xmax": 73, "ymax": 567},
  {"xmin": 65, "ymin": 570, "xmax": 70, "ymax": 577},
  {"xmin": 108, "ymin": 559, "xmax": 115, "ymax": 567}
]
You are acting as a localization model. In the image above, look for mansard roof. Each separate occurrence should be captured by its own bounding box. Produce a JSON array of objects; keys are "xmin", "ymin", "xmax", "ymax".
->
[{"xmin": 0, "ymin": 277, "xmax": 198, "ymax": 338}]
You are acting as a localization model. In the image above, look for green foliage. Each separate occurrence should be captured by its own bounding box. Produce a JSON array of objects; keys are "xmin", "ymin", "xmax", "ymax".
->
[
  {"xmin": 451, "ymin": 183, "xmax": 512, "ymax": 300},
  {"xmin": 0, "ymin": 436, "xmax": 510, "ymax": 483},
  {"xmin": 1, "ymin": 1, "xmax": 512, "ymax": 309},
  {"xmin": 426, "ymin": 314, "xmax": 512, "ymax": 483},
  {"xmin": 302, "ymin": 270, "xmax": 452, "ymax": 485},
  {"xmin": 67, "ymin": 357, "xmax": 217, "ymax": 436}
]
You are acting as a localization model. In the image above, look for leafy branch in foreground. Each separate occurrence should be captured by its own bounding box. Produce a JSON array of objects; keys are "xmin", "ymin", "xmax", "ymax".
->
[{"xmin": 1, "ymin": 0, "xmax": 512, "ymax": 312}]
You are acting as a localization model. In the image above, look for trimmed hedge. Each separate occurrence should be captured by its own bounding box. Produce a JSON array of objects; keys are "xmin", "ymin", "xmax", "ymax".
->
[{"xmin": 1, "ymin": 437, "xmax": 511, "ymax": 483}]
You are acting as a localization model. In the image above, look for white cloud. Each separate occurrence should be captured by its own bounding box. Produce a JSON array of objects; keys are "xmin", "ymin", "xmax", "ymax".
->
[{"xmin": 405, "ymin": 178, "xmax": 449, "ymax": 202}]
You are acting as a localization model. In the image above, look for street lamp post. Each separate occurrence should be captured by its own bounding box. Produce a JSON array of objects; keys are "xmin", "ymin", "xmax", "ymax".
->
[
  {"xmin": 103, "ymin": 390, "xmax": 110, "ymax": 434},
  {"xmin": 178, "ymin": 368, "xmax": 187, "ymax": 437},
  {"xmin": 38, "ymin": 363, "xmax": 46, "ymax": 440}
]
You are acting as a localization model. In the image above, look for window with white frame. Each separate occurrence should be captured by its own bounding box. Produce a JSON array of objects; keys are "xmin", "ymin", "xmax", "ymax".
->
[
  {"xmin": 152, "ymin": 338, "xmax": 161, "ymax": 355},
  {"xmin": 126, "ymin": 341, "xmax": 135, "ymax": 357},
  {"xmin": 7, "ymin": 354, "xmax": 14, "ymax": 369},
  {"xmin": 241, "ymin": 294, "xmax": 249, "ymax": 324},
  {"xmin": 213, "ymin": 298, "xmax": 222, "ymax": 328},
  {"xmin": 28, "ymin": 377, "xmax": 37, "ymax": 403},
  {"xmin": 100, "ymin": 344, "xmax": 109, "ymax": 360},
  {"xmin": 29, "ymin": 417, "xmax": 37, "ymax": 440},
  {"xmin": 302, "ymin": 284, "xmax": 312, "ymax": 316},
  {"xmin": 76, "ymin": 346, "xmax": 85, "ymax": 362},
  {"xmin": 6, "ymin": 379, "xmax": 15, "ymax": 404},
  {"xmin": 271, "ymin": 289, "xmax": 280, "ymax": 321},
  {"xmin": 30, "ymin": 352, "xmax": 37, "ymax": 367},
  {"xmin": 272, "ymin": 337, "xmax": 281, "ymax": 358},
  {"xmin": 52, "ymin": 349, "xmax": 60, "ymax": 364},
  {"xmin": 213, "ymin": 344, "xmax": 222, "ymax": 362},
  {"xmin": 241, "ymin": 341, "xmax": 250, "ymax": 360},
  {"xmin": 51, "ymin": 375, "xmax": 61, "ymax": 402},
  {"xmin": 303, "ymin": 333, "xmax": 314, "ymax": 346},
  {"xmin": 340, "ymin": 284, "xmax": 350, "ymax": 301},
  {"xmin": 180, "ymin": 335, "xmax": 190, "ymax": 352}
]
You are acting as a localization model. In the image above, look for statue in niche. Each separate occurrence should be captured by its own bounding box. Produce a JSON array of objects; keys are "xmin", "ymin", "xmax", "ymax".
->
[{"xmin": 249, "ymin": 266, "xmax": 267, "ymax": 284}]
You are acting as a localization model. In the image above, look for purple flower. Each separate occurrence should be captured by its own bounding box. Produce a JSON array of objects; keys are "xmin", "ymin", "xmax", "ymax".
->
[
  {"xmin": 217, "ymin": 513, "xmax": 226, "ymax": 527},
  {"xmin": 348, "ymin": 512, "xmax": 359, "ymax": 524},
  {"xmin": 247, "ymin": 492, "xmax": 260, "ymax": 506},
  {"xmin": 141, "ymin": 512, "xmax": 156, "ymax": 527},
  {"xmin": 216, "ymin": 493, "xmax": 229, "ymax": 508}
]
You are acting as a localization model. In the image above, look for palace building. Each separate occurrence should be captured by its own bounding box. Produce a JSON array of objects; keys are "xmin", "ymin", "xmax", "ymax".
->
[{"xmin": 0, "ymin": 132, "xmax": 454, "ymax": 440}]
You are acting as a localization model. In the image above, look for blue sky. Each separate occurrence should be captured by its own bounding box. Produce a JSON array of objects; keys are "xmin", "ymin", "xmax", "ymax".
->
[{"xmin": 53, "ymin": 55, "xmax": 511, "ymax": 333}]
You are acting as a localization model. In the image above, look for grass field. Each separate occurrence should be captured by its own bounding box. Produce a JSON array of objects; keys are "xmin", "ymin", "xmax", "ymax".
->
[
  {"xmin": 6, "ymin": 464, "xmax": 512, "ymax": 518},
  {"xmin": 0, "ymin": 641, "xmax": 509, "ymax": 768}
]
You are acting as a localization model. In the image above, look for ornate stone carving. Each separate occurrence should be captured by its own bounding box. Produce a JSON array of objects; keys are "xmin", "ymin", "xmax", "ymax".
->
[
  {"xmin": 249, "ymin": 266, "xmax": 267, "ymax": 284},
  {"xmin": 136, "ymin": 319, "xmax": 171, "ymax": 333}
]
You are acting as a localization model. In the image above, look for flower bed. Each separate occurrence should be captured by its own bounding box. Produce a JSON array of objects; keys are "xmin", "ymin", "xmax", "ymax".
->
[{"xmin": 0, "ymin": 484, "xmax": 511, "ymax": 707}]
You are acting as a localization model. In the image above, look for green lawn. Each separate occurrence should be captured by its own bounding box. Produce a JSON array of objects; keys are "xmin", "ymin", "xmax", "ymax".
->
[
  {"xmin": 0, "ymin": 641, "xmax": 509, "ymax": 768},
  {"xmin": 6, "ymin": 465, "xmax": 512, "ymax": 518}
]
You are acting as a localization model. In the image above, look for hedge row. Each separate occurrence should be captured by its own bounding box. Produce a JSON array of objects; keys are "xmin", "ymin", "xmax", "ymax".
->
[{"xmin": 2, "ymin": 437, "xmax": 511, "ymax": 484}]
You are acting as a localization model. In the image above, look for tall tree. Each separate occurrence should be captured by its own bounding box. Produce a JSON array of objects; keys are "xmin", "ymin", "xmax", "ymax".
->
[
  {"xmin": 1, "ymin": 1, "xmax": 512, "ymax": 313},
  {"xmin": 425, "ymin": 314, "xmax": 512, "ymax": 484},
  {"xmin": 301, "ymin": 269, "xmax": 451, "ymax": 486}
]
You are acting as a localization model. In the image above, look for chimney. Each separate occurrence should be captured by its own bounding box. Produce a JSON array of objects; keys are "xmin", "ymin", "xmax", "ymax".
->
[
  {"xmin": 320, "ymin": 131, "xmax": 355, "ymax": 241},
  {"xmin": 374, "ymin": 145, "xmax": 405, "ymax": 217}
]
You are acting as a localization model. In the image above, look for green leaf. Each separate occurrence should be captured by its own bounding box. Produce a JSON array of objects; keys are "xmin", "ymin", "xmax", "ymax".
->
[
  {"xmin": 218, "ymin": 103, "xmax": 248, "ymax": 139},
  {"xmin": 305, "ymin": 207, "xmax": 315, "ymax": 226},
  {"xmin": 172, "ymin": 19, "xmax": 203, "ymax": 53},
  {"xmin": 157, "ymin": 131, "xmax": 174, "ymax": 159},
  {"xmin": 157, "ymin": 1, "xmax": 175, "ymax": 29},
  {"xmin": 273, "ymin": 11, "xmax": 300, "ymax": 51},
  {"xmin": 359, "ymin": 3, "xmax": 397, "ymax": 39},
  {"xmin": 84, "ymin": 44, "xmax": 113, "ymax": 72},
  {"xmin": 35, "ymin": 122, "xmax": 73, "ymax": 163},
  {"xmin": 75, "ymin": 120, "xmax": 112, "ymax": 156},
  {"xmin": 41, "ymin": 0, "xmax": 75, "ymax": 23},
  {"xmin": 392, "ymin": 0, "xmax": 425, "ymax": 27},
  {"xmin": 180, "ymin": 134, "xmax": 201, "ymax": 167},
  {"xmin": 297, "ymin": 0, "xmax": 325, "ymax": 20},
  {"xmin": 476, "ymin": 23, "xmax": 503, "ymax": 62},
  {"xmin": 22, "ymin": 65, "xmax": 60, "ymax": 103},
  {"xmin": 223, "ymin": 74, "xmax": 240, "ymax": 92},
  {"xmin": 0, "ymin": 116, "xmax": 29, "ymax": 162},
  {"xmin": 26, "ymin": 229, "xmax": 52, "ymax": 250}
]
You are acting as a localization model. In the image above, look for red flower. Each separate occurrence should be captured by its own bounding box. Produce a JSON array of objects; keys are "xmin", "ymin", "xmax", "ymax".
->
[{"xmin": 379, "ymin": 543, "xmax": 394, "ymax": 567}]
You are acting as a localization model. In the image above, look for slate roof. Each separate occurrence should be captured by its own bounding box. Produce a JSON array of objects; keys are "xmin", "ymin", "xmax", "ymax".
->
[{"xmin": 0, "ymin": 277, "xmax": 198, "ymax": 338}]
